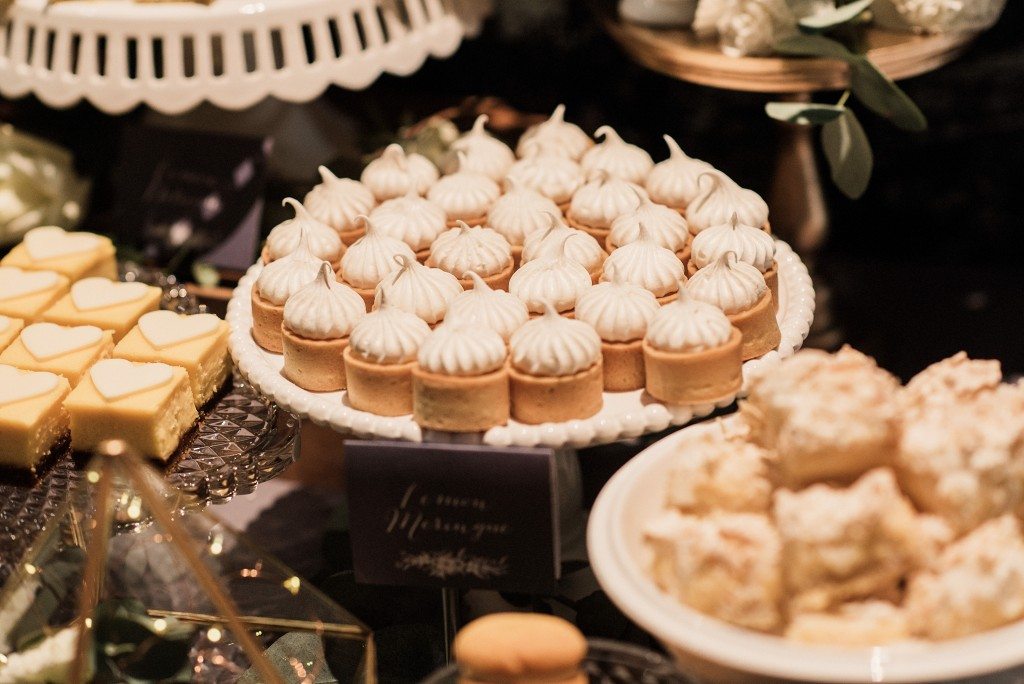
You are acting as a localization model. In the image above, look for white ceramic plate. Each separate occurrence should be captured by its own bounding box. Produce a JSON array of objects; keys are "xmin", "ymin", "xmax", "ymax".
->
[
  {"xmin": 588, "ymin": 415, "xmax": 1024, "ymax": 683},
  {"xmin": 226, "ymin": 240, "xmax": 814, "ymax": 448}
]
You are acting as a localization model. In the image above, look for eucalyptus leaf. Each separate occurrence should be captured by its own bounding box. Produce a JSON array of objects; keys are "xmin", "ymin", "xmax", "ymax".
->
[
  {"xmin": 822, "ymin": 109, "xmax": 874, "ymax": 199},
  {"xmin": 773, "ymin": 33, "xmax": 854, "ymax": 60},
  {"xmin": 848, "ymin": 57, "xmax": 928, "ymax": 131},
  {"xmin": 766, "ymin": 102, "xmax": 847, "ymax": 125},
  {"xmin": 798, "ymin": 0, "xmax": 874, "ymax": 30}
]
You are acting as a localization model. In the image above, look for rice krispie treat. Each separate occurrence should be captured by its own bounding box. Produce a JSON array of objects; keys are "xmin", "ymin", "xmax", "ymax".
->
[
  {"xmin": 906, "ymin": 515, "xmax": 1024, "ymax": 640},
  {"xmin": 666, "ymin": 422, "xmax": 774, "ymax": 515},
  {"xmin": 773, "ymin": 468, "xmax": 932, "ymax": 612},
  {"xmin": 897, "ymin": 381, "xmax": 1024, "ymax": 534},
  {"xmin": 901, "ymin": 352, "xmax": 1003, "ymax": 414},
  {"xmin": 785, "ymin": 601, "xmax": 910, "ymax": 646},
  {"xmin": 742, "ymin": 346, "xmax": 901, "ymax": 487},
  {"xmin": 645, "ymin": 510, "xmax": 783, "ymax": 632}
]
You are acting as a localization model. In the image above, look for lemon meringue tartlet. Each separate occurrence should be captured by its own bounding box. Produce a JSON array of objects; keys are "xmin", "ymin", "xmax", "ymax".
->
[
  {"xmin": 487, "ymin": 177, "xmax": 562, "ymax": 265},
  {"xmin": 447, "ymin": 114, "xmax": 516, "ymax": 182},
  {"xmin": 509, "ymin": 239, "xmax": 593, "ymax": 318},
  {"xmin": 642, "ymin": 290, "xmax": 743, "ymax": 404},
  {"xmin": 508, "ymin": 303, "xmax": 603, "ymax": 424},
  {"xmin": 373, "ymin": 255, "xmax": 462, "ymax": 327},
  {"xmin": 303, "ymin": 166, "xmax": 377, "ymax": 245},
  {"xmin": 607, "ymin": 189, "xmax": 691, "ymax": 261},
  {"xmin": 516, "ymin": 104, "xmax": 594, "ymax": 161},
  {"xmin": 251, "ymin": 230, "xmax": 323, "ymax": 353},
  {"xmin": 444, "ymin": 272, "xmax": 529, "ymax": 343},
  {"xmin": 412, "ymin": 323, "xmax": 510, "ymax": 432},
  {"xmin": 361, "ymin": 143, "xmax": 438, "ymax": 201},
  {"xmin": 686, "ymin": 171, "xmax": 770, "ymax": 235},
  {"xmin": 580, "ymin": 125, "xmax": 654, "ymax": 185},
  {"xmin": 690, "ymin": 212, "xmax": 778, "ymax": 309},
  {"xmin": 282, "ymin": 263, "xmax": 367, "ymax": 392},
  {"xmin": 505, "ymin": 147, "xmax": 584, "ymax": 212},
  {"xmin": 575, "ymin": 271, "xmax": 659, "ymax": 391},
  {"xmin": 343, "ymin": 292, "xmax": 431, "ymax": 416},
  {"xmin": 338, "ymin": 216, "xmax": 417, "ymax": 311},
  {"xmin": 426, "ymin": 221, "xmax": 514, "ymax": 291},
  {"xmin": 600, "ymin": 226, "xmax": 685, "ymax": 304},
  {"xmin": 520, "ymin": 215, "xmax": 606, "ymax": 284},
  {"xmin": 427, "ymin": 153, "xmax": 501, "ymax": 227},
  {"xmin": 566, "ymin": 172, "xmax": 647, "ymax": 244},
  {"xmin": 262, "ymin": 198, "xmax": 345, "ymax": 271},
  {"xmin": 644, "ymin": 134, "xmax": 715, "ymax": 212},
  {"xmin": 685, "ymin": 252, "xmax": 779, "ymax": 360},
  {"xmin": 367, "ymin": 189, "xmax": 447, "ymax": 262}
]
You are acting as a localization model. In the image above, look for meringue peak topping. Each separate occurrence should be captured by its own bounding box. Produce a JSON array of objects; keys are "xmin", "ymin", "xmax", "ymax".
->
[
  {"xmin": 470, "ymin": 114, "xmax": 490, "ymax": 136},
  {"xmin": 317, "ymin": 261, "xmax": 334, "ymax": 288},
  {"xmin": 282, "ymin": 196, "xmax": 315, "ymax": 222},
  {"xmin": 466, "ymin": 270, "xmax": 492, "ymax": 291},
  {"xmin": 595, "ymin": 125, "xmax": 625, "ymax": 146},
  {"xmin": 381, "ymin": 143, "xmax": 408, "ymax": 169},
  {"xmin": 316, "ymin": 165, "xmax": 341, "ymax": 184},
  {"xmin": 664, "ymin": 134, "xmax": 691, "ymax": 161}
]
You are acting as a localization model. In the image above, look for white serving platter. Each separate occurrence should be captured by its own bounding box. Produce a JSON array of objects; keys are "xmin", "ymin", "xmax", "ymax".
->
[{"xmin": 226, "ymin": 239, "xmax": 814, "ymax": 448}]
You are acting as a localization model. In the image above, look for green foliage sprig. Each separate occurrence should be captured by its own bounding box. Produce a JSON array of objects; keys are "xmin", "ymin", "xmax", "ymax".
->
[{"xmin": 765, "ymin": 0, "xmax": 928, "ymax": 198}]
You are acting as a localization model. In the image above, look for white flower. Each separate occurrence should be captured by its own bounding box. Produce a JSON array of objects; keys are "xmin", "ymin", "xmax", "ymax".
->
[{"xmin": 0, "ymin": 627, "xmax": 93, "ymax": 683}]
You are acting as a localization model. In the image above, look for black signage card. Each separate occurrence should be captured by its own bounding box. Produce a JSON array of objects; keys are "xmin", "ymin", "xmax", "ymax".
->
[
  {"xmin": 345, "ymin": 440, "xmax": 559, "ymax": 594},
  {"xmin": 111, "ymin": 124, "xmax": 271, "ymax": 271}
]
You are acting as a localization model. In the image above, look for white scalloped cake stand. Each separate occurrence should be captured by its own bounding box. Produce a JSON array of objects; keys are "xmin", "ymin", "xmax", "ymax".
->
[
  {"xmin": 227, "ymin": 240, "xmax": 815, "ymax": 448},
  {"xmin": 0, "ymin": 0, "xmax": 478, "ymax": 115}
]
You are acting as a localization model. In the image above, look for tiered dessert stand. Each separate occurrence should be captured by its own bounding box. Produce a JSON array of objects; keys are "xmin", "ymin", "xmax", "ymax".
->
[
  {"xmin": 595, "ymin": 0, "xmax": 979, "ymax": 252},
  {"xmin": 0, "ymin": 0, "xmax": 482, "ymax": 114}
]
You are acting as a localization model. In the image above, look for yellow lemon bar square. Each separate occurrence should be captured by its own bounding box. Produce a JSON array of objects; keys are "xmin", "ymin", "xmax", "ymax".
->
[
  {"xmin": 1, "ymin": 227, "xmax": 117, "ymax": 282},
  {"xmin": 113, "ymin": 311, "xmax": 230, "ymax": 407},
  {"xmin": 41, "ymin": 279, "xmax": 162, "ymax": 342},
  {"xmin": 0, "ymin": 323, "xmax": 114, "ymax": 386},
  {"xmin": 65, "ymin": 359, "xmax": 198, "ymax": 461},
  {"xmin": 0, "ymin": 315, "xmax": 25, "ymax": 353},
  {"xmin": 0, "ymin": 267, "xmax": 70, "ymax": 321},
  {"xmin": 0, "ymin": 364, "xmax": 71, "ymax": 470}
]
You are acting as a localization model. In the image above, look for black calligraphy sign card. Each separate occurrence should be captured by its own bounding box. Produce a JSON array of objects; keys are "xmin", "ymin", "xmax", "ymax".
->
[
  {"xmin": 345, "ymin": 440, "xmax": 559, "ymax": 594},
  {"xmin": 110, "ymin": 124, "xmax": 270, "ymax": 273}
]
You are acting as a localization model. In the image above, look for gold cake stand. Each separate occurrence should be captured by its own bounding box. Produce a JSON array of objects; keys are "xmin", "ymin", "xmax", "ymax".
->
[{"xmin": 597, "ymin": 2, "xmax": 979, "ymax": 252}]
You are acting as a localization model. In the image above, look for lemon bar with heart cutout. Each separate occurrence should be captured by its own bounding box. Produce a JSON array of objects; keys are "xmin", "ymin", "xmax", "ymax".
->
[
  {"xmin": 0, "ymin": 364, "xmax": 71, "ymax": 471},
  {"xmin": 1, "ymin": 226, "xmax": 117, "ymax": 281},
  {"xmin": 65, "ymin": 359, "xmax": 198, "ymax": 461},
  {"xmin": 0, "ymin": 323, "xmax": 114, "ymax": 386},
  {"xmin": 41, "ymin": 278, "xmax": 161, "ymax": 342},
  {"xmin": 0, "ymin": 266, "xmax": 70, "ymax": 321},
  {"xmin": 0, "ymin": 315, "xmax": 25, "ymax": 353},
  {"xmin": 113, "ymin": 311, "xmax": 230, "ymax": 407}
]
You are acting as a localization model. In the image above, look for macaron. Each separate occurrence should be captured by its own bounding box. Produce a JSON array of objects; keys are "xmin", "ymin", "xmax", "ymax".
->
[{"xmin": 454, "ymin": 613, "xmax": 588, "ymax": 683}]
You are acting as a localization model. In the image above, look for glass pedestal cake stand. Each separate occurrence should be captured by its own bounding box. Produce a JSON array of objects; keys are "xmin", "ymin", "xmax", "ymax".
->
[{"xmin": 0, "ymin": 266, "xmax": 300, "ymax": 584}]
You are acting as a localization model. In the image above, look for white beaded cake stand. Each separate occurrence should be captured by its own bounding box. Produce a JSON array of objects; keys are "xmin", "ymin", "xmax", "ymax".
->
[
  {"xmin": 226, "ymin": 240, "xmax": 815, "ymax": 449},
  {"xmin": 0, "ymin": 0, "xmax": 480, "ymax": 114}
]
